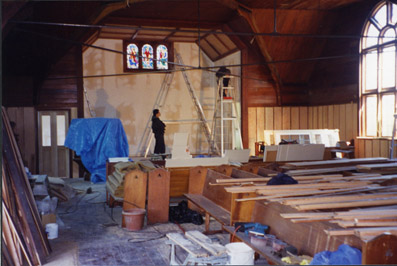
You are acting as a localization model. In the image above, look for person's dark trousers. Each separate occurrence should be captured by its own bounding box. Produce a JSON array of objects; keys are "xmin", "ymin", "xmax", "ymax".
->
[{"xmin": 154, "ymin": 133, "xmax": 165, "ymax": 154}]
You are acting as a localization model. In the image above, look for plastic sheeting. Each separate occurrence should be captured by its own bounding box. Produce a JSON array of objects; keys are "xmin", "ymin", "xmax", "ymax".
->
[{"xmin": 65, "ymin": 118, "xmax": 129, "ymax": 183}]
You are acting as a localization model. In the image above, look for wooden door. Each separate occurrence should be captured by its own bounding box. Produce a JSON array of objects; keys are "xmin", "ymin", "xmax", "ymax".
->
[{"xmin": 38, "ymin": 111, "xmax": 70, "ymax": 177}]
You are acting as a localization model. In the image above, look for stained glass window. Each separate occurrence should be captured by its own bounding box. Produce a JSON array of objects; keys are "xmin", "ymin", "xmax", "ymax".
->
[
  {"xmin": 360, "ymin": 1, "xmax": 397, "ymax": 137},
  {"xmin": 126, "ymin": 44, "xmax": 139, "ymax": 69},
  {"xmin": 156, "ymin": 45, "xmax": 168, "ymax": 70},
  {"xmin": 142, "ymin": 44, "xmax": 154, "ymax": 69}
]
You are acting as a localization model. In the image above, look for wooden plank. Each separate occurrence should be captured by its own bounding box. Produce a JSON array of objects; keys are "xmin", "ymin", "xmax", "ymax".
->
[
  {"xmin": 339, "ymin": 104, "xmax": 347, "ymax": 141},
  {"xmin": 357, "ymin": 163, "xmax": 397, "ymax": 170},
  {"xmin": 225, "ymin": 180, "xmax": 371, "ymax": 193},
  {"xmin": 203, "ymin": 170, "xmax": 232, "ymax": 211},
  {"xmin": 333, "ymin": 220, "xmax": 397, "ymax": 228},
  {"xmin": 283, "ymin": 157, "xmax": 388, "ymax": 170},
  {"xmin": 166, "ymin": 233, "xmax": 208, "ymax": 257},
  {"xmin": 230, "ymin": 168, "xmax": 264, "ymax": 180},
  {"xmin": 283, "ymin": 193, "xmax": 397, "ymax": 206},
  {"xmin": 372, "ymin": 139, "xmax": 380, "ymax": 158},
  {"xmin": 257, "ymin": 107, "xmax": 265, "ymax": 141},
  {"xmin": 291, "ymin": 107, "xmax": 299, "ymax": 129},
  {"xmin": 123, "ymin": 170, "xmax": 147, "ymax": 210},
  {"xmin": 285, "ymin": 166, "xmax": 357, "ymax": 176},
  {"xmin": 264, "ymin": 107, "xmax": 274, "ymax": 131},
  {"xmin": 185, "ymin": 230, "xmax": 226, "ymax": 256},
  {"xmin": 296, "ymin": 198, "xmax": 397, "ymax": 211},
  {"xmin": 147, "ymin": 168, "xmax": 170, "ymax": 224},
  {"xmin": 217, "ymin": 177, "xmax": 270, "ymax": 183},
  {"xmin": 282, "ymin": 107, "xmax": 291, "ymax": 130},
  {"xmin": 274, "ymin": 107, "xmax": 282, "ymax": 130},
  {"xmin": 299, "ymin": 106, "xmax": 308, "ymax": 129},
  {"xmin": 308, "ymin": 107, "xmax": 313, "ymax": 129}
]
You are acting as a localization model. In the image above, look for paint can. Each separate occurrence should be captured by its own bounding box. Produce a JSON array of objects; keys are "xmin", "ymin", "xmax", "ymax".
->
[
  {"xmin": 122, "ymin": 208, "xmax": 146, "ymax": 231},
  {"xmin": 45, "ymin": 223, "xmax": 58, "ymax": 239},
  {"xmin": 225, "ymin": 242, "xmax": 254, "ymax": 265}
]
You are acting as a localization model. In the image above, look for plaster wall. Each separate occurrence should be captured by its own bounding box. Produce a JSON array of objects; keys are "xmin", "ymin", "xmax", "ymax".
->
[{"xmin": 83, "ymin": 39, "xmax": 240, "ymax": 156}]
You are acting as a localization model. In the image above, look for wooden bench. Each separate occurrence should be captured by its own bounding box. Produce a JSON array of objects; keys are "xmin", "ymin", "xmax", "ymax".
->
[{"xmin": 186, "ymin": 167, "xmax": 264, "ymax": 233}]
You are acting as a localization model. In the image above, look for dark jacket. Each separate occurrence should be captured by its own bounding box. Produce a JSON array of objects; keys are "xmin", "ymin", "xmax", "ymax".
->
[{"xmin": 152, "ymin": 116, "xmax": 165, "ymax": 135}]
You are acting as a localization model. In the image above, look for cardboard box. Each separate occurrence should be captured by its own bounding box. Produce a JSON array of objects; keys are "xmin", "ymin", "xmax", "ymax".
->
[{"xmin": 41, "ymin": 213, "xmax": 56, "ymax": 226}]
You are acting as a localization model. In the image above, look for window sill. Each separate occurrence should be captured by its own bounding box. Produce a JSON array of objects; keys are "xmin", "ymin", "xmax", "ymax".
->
[{"xmin": 356, "ymin": 136, "xmax": 392, "ymax": 140}]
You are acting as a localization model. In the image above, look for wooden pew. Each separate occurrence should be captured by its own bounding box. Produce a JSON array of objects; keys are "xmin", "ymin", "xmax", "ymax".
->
[{"xmin": 186, "ymin": 167, "xmax": 262, "ymax": 233}]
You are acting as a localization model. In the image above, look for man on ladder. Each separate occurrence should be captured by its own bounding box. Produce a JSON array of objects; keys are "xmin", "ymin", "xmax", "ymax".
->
[{"xmin": 216, "ymin": 66, "xmax": 231, "ymax": 98}]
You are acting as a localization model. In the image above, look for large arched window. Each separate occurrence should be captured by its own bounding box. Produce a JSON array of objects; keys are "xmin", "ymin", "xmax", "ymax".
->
[{"xmin": 361, "ymin": 1, "xmax": 397, "ymax": 137}]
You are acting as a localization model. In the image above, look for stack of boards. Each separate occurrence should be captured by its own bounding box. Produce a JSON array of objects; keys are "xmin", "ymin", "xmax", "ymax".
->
[{"xmin": 106, "ymin": 161, "xmax": 156, "ymax": 197}]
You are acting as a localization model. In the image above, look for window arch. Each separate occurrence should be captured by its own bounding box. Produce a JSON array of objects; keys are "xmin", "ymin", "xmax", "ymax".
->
[
  {"xmin": 360, "ymin": 1, "xmax": 397, "ymax": 137},
  {"xmin": 124, "ymin": 41, "xmax": 172, "ymax": 71}
]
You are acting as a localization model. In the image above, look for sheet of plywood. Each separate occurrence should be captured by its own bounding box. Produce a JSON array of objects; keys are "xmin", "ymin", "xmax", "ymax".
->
[
  {"xmin": 147, "ymin": 168, "xmax": 170, "ymax": 224},
  {"xmin": 282, "ymin": 107, "xmax": 291, "ymax": 130},
  {"xmin": 165, "ymin": 157, "xmax": 228, "ymax": 168},
  {"xmin": 123, "ymin": 170, "xmax": 147, "ymax": 210},
  {"xmin": 299, "ymin": 107, "xmax": 308, "ymax": 129},
  {"xmin": 291, "ymin": 107, "xmax": 299, "ymax": 130}
]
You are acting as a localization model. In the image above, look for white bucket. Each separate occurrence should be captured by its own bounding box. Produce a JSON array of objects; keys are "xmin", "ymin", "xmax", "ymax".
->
[
  {"xmin": 45, "ymin": 223, "xmax": 58, "ymax": 239},
  {"xmin": 225, "ymin": 242, "xmax": 254, "ymax": 265}
]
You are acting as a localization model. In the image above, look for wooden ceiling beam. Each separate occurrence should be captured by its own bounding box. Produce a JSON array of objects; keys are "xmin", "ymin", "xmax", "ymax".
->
[
  {"xmin": 164, "ymin": 28, "xmax": 178, "ymax": 42},
  {"xmin": 103, "ymin": 16, "xmax": 222, "ymax": 30},
  {"xmin": 237, "ymin": 8, "xmax": 283, "ymax": 105}
]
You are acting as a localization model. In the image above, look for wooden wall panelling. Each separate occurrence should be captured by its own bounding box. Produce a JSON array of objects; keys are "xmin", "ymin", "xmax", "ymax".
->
[
  {"xmin": 282, "ymin": 107, "xmax": 291, "ymax": 130},
  {"xmin": 358, "ymin": 139, "xmax": 365, "ymax": 158},
  {"xmin": 323, "ymin": 106, "xmax": 328, "ymax": 129},
  {"xmin": 372, "ymin": 139, "xmax": 380, "ymax": 158},
  {"xmin": 313, "ymin": 106, "xmax": 318, "ymax": 129},
  {"xmin": 339, "ymin": 104, "xmax": 347, "ymax": 141},
  {"xmin": 291, "ymin": 107, "xmax": 299, "ymax": 129},
  {"xmin": 299, "ymin": 107, "xmax": 308, "ymax": 129},
  {"xmin": 345, "ymin": 103, "xmax": 353, "ymax": 141},
  {"xmin": 256, "ymin": 107, "xmax": 265, "ymax": 142},
  {"xmin": 328, "ymin": 105, "xmax": 334, "ymax": 129},
  {"xmin": 169, "ymin": 168, "xmax": 190, "ymax": 197},
  {"xmin": 333, "ymin": 104, "xmax": 340, "ymax": 130},
  {"xmin": 318, "ymin": 106, "xmax": 323, "ymax": 129},
  {"xmin": 308, "ymin": 107, "xmax": 313, "ymax": 129},
  {"xmin": 147, "ymin": 168, "xmax": 170, "ymax": 224},
  {"xmin": 380, "ymin": 140, "xmax": 389, "ymax": 158},
  {"xmin": 274, "ymin": 107, "xmax": 282, "ymax": 130},
  {"xmin": 248, "ymin": 107, "xmax": 257, "ymax": 154},
  {"xmin": 265, "ymin": 107, "xmax": 274, "ymax": 131},
  {"xmin": 352, "ymin": 103, "xmax": 358, "ymax": 142},
  {"xmin": 365, "ymin": 139, "xmax": 373, "ymax": 158}
]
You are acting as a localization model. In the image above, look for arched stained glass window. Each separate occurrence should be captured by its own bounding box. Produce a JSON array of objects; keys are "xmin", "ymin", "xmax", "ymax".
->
[
  {"xmin": 126, "ymin": 44, "xmax": 139, "ymax": 69},
  {"xmin": 360, "ymin": 1, "xmax": 397, "ymax": 137},
  {"xmin": 142, "ymin": 44, "xmax": 154, "ymax": 69},
  {"xmin": 156, "ymin": 45, "xmax": 168, "ymax": 70}
]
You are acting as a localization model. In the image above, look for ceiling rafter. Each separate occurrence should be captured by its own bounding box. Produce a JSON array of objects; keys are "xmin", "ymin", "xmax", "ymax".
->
[{"xmin": 237, "ymin": 7, "xmax": 283, "ymax": 105}]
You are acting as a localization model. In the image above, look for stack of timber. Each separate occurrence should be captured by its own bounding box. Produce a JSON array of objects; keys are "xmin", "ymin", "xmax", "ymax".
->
[
  {"xmin": 106, "ymin": 161, "xmax": 155, "ymax": 197},
  {"xmin": 2, "ymin": 107, "xmax": 51, "ymax": 266}
]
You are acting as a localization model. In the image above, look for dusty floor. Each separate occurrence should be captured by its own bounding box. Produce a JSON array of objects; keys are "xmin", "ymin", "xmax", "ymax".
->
[{"xmin": 44, "ymin": 178, "xmax": 268, "ymax": 265}]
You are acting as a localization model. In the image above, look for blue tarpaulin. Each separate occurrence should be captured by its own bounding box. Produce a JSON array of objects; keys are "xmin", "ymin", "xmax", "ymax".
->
[{"xmin": 65, "ymin": 118, "xmax": 129, "ymax": 183}]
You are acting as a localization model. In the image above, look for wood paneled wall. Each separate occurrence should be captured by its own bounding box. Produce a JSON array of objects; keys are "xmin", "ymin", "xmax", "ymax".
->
[
  {"xmin": 247, "ymin": 102, "xmax": 358, "ymax": 155},
  {"xmin": 6, "ymin": 107, "xmax": 37, "ymax": 174},
  {"xmin": 355, "ymin": 138, "xmax": 394, "ymax": 159}
]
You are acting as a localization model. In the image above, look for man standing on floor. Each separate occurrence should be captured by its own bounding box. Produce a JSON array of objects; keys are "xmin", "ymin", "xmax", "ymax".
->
[{"xmin": 151, "ymin": 109, "xmax": 166, "ymax": 154}]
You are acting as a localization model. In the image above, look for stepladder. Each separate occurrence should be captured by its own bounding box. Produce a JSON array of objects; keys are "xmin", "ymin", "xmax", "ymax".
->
[{"xmin": 210, "ymin": 75, "xmax": 243, "ymax": 156}]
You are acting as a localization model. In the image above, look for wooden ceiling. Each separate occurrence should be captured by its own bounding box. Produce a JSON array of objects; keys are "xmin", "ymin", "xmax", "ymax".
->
[{"xmin": 2, "ymin": 0, "xmax": 381, "ymax": 106}]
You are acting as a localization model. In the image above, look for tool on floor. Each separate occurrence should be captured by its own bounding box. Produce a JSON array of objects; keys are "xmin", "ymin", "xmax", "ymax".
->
[{"xmin": 234, "ymin": 222, "xmax": 268, "ymax": 236}]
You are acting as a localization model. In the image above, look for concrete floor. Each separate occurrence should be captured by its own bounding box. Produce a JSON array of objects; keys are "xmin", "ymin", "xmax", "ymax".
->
[{"xmin": 43, "ymin": 178, "xmax": 246, "ymax": 266}]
